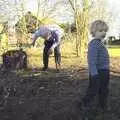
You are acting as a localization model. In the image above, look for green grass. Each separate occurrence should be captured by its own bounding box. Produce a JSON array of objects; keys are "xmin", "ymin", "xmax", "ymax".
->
[
  {"xmin": 0, "ymin": 42, "xmax": 120, "ymax": 68},
  {"xmin": 108, "ymin": 45, "xmax": 120, "ymax": 57}
]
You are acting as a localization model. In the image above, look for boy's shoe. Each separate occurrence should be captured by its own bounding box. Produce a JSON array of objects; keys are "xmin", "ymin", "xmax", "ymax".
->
[
  {"xmin": 82, "ymin": 116, "xmax": 89, "ymax": 120},
  {"xmin": 78, "ymin": 102, "xmax": 94, "ymax": 120},
  {"xmin": 97, "ymin": 102, "xmax": 109, "ymax": 112}
]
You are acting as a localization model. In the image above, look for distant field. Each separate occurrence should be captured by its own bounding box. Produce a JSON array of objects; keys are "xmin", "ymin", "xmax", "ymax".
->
[
  {"xmin": 0, "ymin": 44, "xmax": 119, "ymax": 66},
  {"xmin": 108, "ymin": 45, "xmax": 120, "ymax": 57}
]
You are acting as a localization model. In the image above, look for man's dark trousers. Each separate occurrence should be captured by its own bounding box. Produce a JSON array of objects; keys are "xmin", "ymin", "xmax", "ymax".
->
[{"xmin": 43, "ymin": 42, "xmax": 61, "ymax": 69}]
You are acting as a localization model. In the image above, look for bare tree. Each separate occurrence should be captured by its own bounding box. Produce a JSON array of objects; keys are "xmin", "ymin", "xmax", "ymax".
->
[
  {"xmin": 67, "ymin": 0, "xmax": 112, "ymax": 62},
  {"xmin": 0, "ymin": 0, "xmax": 12, "ymax": 51},
  {"xmin": 35, "ymin": 0, "xmax": 70, "ymax": 23},
  {"xmin": 68, "ymin": 0, "xmax": 90, "ymax": 63},
  {"xmin": 89, "ymin": 0, "xmax": 110, "ymax": 21}
]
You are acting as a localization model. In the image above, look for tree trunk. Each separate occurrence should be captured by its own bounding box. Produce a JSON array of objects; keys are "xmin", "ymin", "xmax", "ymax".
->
[{"xmin": 78, "ymin": 0, "xmax": 89, "ymax": 63}]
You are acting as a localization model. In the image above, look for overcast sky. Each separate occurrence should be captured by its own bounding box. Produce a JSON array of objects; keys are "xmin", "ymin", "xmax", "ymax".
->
[
  {"xmin": 25, "ymin": 0, "xmax": 120, "ymax": 35},
  {"xmin": 107, "ymin": 0, "xmax": 120, "ymax": 36},
  {"xmin": 1, "ymin": 0, "xmax": 120, "ymax": 36},
  {"xmin": 26, "ymin": 0, "xmax": 120, "ymax": 20}
]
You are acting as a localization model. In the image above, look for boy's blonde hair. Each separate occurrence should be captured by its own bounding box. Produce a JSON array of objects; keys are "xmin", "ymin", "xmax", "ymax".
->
[{"xmin": 90, "ymin": 20, "xmax": 108, "ymax": 37}]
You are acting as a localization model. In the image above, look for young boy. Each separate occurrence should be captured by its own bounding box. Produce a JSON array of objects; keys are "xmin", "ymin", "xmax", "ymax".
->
[
  {"xmin": 79, "ymin": 20, "xmax": 110, "ymax": 119},
  {"xmin": 31, "ymin": 25, "xmax": 63, "ymax": 71}
]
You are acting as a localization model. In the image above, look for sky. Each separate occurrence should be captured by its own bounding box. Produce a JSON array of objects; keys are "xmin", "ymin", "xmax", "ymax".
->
[
  {"xmin": 24, "ymin": 0, "xmax": 120, "ymax": 36},
  {"xmin": 107, "ymin": 0, "xmax": 120, "ymax": 36},
  {"xmin": 1, "ymin": 0, "xmax": 120, "ymax": 36},
  {"xmin": 25, "ymin": 0, "xmax": 73, "ymax": 23}
]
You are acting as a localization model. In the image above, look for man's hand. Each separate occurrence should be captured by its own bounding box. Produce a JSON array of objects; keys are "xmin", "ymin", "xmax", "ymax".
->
[
  {"xmin": 31, "ymin": 34, "xmax": 37, "ymax": 47},
  {"xmin": 31, "ymin": 41, "xmax": 35, "ymax": 47},
  {"xmin": 48, "ymin": 48, "xmax": 53, "ymax": 55}
]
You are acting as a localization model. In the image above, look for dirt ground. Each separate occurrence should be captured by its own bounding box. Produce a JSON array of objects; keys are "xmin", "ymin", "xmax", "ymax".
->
[{"xmin": 0, "ymin": 57, "xmax": 120, "ymax": 120}]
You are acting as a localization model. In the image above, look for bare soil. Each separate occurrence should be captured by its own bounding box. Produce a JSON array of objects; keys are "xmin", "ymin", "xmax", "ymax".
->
[{"xmin": 0, "ymin": 57, "xmax": 119, "ymax": 120}]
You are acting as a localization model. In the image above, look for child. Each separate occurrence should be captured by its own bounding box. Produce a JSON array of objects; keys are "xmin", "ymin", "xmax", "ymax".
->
[
  {"xmin": 79, "ymin": 20, "xmax": 110, "ymax": 119},
  {"xmin": 31, "ymin": 25, "xmax": 63, "ymax": 71}
]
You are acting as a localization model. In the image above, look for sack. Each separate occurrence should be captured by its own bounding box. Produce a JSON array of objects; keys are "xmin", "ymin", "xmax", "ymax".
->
[{"xmin": 2, "ymin": 49, "xmax": 27, "ymax": 70}]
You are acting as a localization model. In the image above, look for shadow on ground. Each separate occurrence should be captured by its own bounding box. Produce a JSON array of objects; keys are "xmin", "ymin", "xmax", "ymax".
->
[{"xmin": 0, "ymin": 66, "xmax": 119, "ymax": 120}]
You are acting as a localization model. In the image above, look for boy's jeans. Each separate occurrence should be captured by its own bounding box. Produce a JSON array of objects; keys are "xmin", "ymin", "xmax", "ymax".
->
[{"xmin": 82, "ymin": 69, "xmax": 110, "ymax": 110}]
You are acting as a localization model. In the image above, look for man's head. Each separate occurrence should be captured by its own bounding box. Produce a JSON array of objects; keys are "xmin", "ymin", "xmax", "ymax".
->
[{"xmin": 90, "ymin": 20, "xmax": 108, "ymax": 39}]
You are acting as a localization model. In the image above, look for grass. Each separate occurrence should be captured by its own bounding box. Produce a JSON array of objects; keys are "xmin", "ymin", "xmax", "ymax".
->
[
  {"xmin": 108, "ymin": 45, "xmax": 120, "ymax": 57},
  {"xmin": 0, "ymin": 40, "xmax": 120, "ymax": 68}
]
